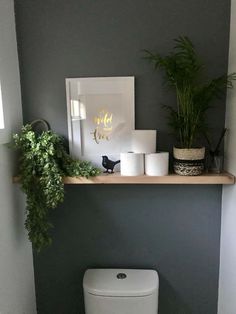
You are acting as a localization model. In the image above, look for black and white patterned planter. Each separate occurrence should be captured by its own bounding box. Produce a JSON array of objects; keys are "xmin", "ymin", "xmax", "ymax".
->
[{"xmin": 173, "ymin": 147, "xmax": 205, "ymax": 176}]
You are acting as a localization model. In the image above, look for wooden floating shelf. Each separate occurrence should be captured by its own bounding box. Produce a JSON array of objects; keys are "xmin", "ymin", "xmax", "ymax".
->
[{"xmin": 13, "ymin": 172, "xmax": 235, "ymax": 185}]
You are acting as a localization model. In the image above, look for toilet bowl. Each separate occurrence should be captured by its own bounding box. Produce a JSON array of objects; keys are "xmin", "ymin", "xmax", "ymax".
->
[{"xmin": 83, "ymin": 268, "xmax": 159, "ymax": 314}]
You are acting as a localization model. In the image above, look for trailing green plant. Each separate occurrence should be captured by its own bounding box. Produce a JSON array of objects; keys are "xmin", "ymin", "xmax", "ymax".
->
[
  {"xmin": 145, "ymin": 36, "xmax": 236, "ymax": 148},
  {"xmin": 13, "ymin": 124, "xmax": 100, "ymax": 252}
]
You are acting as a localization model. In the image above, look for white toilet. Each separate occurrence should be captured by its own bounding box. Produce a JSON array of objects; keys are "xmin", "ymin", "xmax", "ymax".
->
[{"xmin": 83, "ymin": 269, "xmax": 159, "ymax": 314}]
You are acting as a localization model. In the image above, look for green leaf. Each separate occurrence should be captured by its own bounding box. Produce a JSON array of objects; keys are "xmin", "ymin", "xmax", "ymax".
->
[
  {"xmin": 13, "ymin": 124, "xmax": 100, "ymax": 252},
  {"xmin": 144, "ymin": 36, "xmax": 236, "ymax": 147}
]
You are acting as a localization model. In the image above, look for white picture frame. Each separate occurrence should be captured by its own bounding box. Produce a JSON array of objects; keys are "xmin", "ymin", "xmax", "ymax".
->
[{"xmin": 66, "ymin": 76, "xmax": 135, "ymax": 168}]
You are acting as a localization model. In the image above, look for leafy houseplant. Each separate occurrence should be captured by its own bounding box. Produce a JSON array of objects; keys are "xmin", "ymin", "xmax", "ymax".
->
[
  {"xmin": 145, "ymin": 36, "xmax": 236, "ymax": 175},
  {"xmin": 13, "ymin": 124, "xmax": 100, "ymax": 252}
]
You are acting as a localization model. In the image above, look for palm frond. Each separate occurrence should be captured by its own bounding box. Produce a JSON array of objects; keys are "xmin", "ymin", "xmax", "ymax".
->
[
  {"xmin": 144, "ymin": 37, "xmax": 236, "ymax": 148},
  {"xmin": 174, "ymin": 36, "xmax": 202, "ymax": 80}
]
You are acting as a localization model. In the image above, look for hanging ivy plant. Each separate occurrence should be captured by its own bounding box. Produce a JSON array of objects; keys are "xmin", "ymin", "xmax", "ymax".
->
[{"xmin": 13, "ymin": 124, "xmax": 100, "ymax": 252}]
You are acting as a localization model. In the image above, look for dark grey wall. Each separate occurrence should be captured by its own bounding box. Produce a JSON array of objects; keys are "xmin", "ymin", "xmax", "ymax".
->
[{"xmin": 14, "ymin": 1, "xmax": 230, "ymax": 313}]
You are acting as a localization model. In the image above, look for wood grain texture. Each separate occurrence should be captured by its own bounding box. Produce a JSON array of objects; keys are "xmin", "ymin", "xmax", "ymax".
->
[{"xmin": 13, "ymin": 172, "xmax": 235, "ymax": 185}]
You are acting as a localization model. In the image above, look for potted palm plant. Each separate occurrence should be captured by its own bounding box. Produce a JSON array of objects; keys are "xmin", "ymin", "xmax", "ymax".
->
[{"xmin": 145, "ymin": 36, "xmax": 236, "ymax": 175}]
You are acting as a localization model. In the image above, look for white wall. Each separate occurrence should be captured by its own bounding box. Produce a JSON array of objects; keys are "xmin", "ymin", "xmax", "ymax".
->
[
  {"xmin": 0, "ymin": 0, "xmax": 22, "ymax": 144},
  {"xmin": 218, "ymin": 0, "xmax": 236, "ymax": 313},
  {"xmin": 0, "ymin": 0, "xmax": 36, "ymax": 313}
]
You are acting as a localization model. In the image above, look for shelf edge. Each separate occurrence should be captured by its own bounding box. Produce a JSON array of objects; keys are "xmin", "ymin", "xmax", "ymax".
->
[{"xmin": 13, "ymin": 172, "xmax": 235, "ymax": 185}]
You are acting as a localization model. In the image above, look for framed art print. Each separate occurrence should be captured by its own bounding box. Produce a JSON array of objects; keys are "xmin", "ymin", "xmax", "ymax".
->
[{"xmin": 66, "ymin": 76, "xmax": 135, "ymax": 167}]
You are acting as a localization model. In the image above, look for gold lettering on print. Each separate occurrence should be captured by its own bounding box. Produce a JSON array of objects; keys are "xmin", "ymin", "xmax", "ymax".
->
[{"xmin": 91, "ymin": 109, "xmax": 113, "ymax": 144}]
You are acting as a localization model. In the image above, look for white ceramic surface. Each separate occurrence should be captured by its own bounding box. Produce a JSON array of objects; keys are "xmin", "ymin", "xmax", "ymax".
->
[{"xmin": 83, "ymin": 269, "xmax": 159, "ymax": 314}]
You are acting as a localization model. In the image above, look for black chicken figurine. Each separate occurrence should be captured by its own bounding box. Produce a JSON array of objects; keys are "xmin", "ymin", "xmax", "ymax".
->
[{"xmin": 102, "ymin": 156, "xmax": 120, "ymax": 173}]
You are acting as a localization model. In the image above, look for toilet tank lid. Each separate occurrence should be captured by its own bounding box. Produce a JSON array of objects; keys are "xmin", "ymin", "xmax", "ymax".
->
[{"xmin": 83, "ymin": 269, "xmax": 159, "ymax": 297}]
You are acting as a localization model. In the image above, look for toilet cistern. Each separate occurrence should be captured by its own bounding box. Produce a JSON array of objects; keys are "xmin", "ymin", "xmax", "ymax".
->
[{"xmin": 83, "ymin": 268, "xmax": 159, "ymax": 314}]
